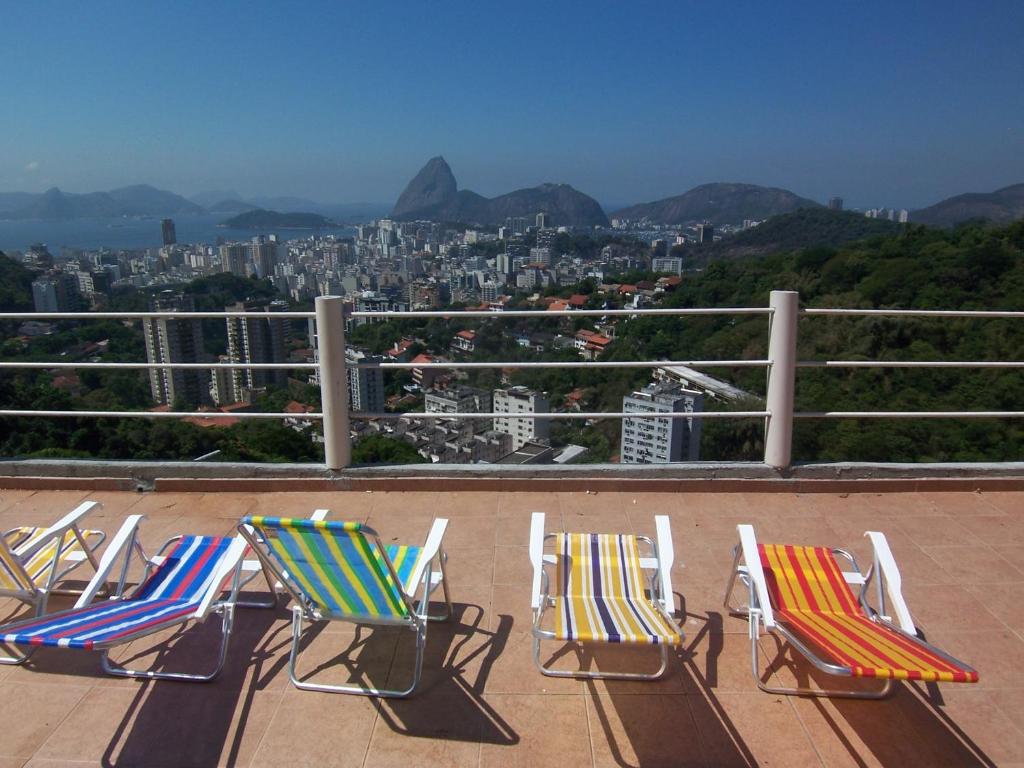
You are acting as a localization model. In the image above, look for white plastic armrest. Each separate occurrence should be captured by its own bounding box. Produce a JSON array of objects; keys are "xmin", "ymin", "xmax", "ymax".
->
[
  {"xmin": 529, "ymin": 512, "xmax": 546, "ymax": 609},
  {"xmin": 195, "ymin": 536, "xmax": 249, "ymax": 619},
  {"xmin": 74, "ymin": 514, "xmax": 144, "ymax": 608},
  {"xmin": 865, "ymin": 531, "xmax": 916, "ymax": 634},
  {"xmin": 20, "ymin": 500, "xmax": 103, "ymax": 560},
  {"xmin": 737, "ymin": 524, "xmax": 774, "ymax": 628},
  {"xmin": 311, "ymin": 509, "xmax": 329, "ymax": 521},
  {"xmin": 406, "ymin": 518, "xmax": 448, "ymax": 596},
  {"xmin": 654, "ymin": 515, "xmax": 675, "ymax": 613}
]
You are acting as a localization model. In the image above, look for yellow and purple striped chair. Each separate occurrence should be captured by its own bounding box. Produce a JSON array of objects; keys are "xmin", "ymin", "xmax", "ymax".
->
[
  {"xmin": 725, "ymin": 524, "xmax": 979, "ymax": 698},
  {"xmin": 0, "ymin": 500, "xmax": 105, "ymax": 664},
  {"xmin": 529, "ymin": 512, "xmax": 681, "ymax": 680},
  {"xmin": 239, "ymin": 513, "xmax": 451, "ymax": 697}
]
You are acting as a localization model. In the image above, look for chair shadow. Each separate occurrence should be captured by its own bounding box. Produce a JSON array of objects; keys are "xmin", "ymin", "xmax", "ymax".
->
[
  {"xmin": 298, "ymin": 599, "xmax": 518, "ymax": 746},
  {"xmin": 757, "ymin": 629, "xmax": 997, "ymax": 767}
]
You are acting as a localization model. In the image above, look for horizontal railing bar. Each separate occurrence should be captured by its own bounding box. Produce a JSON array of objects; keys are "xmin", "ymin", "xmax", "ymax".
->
[
  {"xmin": 803, "ymin": 308, "xmax": 1024, "ymax": 318},
  {"xmin": 352, "ymin": 411, "xmax": 769, "ymax": 420},
  {"xmin": 355, "ymin": 359, "xmax": 770, "ymax": 369},
  {"xmin": 351, "ymin": 307, "xmax": 772, "ymax": 318},
  {"xmin": 0, "ymin": 410, "xmax": 323, "ymax": 419},
  {"xmin": 796, "ymin": 361, "xmax": 1024, "ymax": 368},
  {"xmin": 0, "ymin": 362, "xmax": 317, "ymax": 370},
  {"xmin": 0, "ymin": 312, "xmax": 314, "ymax": 320},
  {"xmin": 794, "ymin": 411, "xmax": 1024, "ymax": 419}
]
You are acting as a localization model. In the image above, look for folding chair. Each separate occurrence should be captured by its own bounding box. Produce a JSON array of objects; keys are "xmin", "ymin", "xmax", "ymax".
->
[
  {"xmin": 239, "ymin": 514, "xmax": 452, "ymax": 697},
  {"xmin": 725, "ymin": 523, "xmax": 978, "ymax": 698},
  {"xmin": 0, "ymin": 514, "xmax": 256, "ymax": 681},
  {"xmin": 529, "ymin": 512, "xmax": 681, "ymax": 680},
  {"xmin": 0, "ymin": 500, "xmax": 106, "ymax": 662}
]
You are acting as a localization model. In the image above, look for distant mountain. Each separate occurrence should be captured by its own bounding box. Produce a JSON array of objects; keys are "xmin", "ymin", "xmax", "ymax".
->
[
  {"xmin": 205, "ymin": 199, "xmax": 259, "ymax": 214},
  {"xmin": 693, "ymin": 209, "xmax": 902, "ymax": 264},
  {"xmin": 3, "ymin": 184, "xmax": 202, "ymax": 220},
  {"xmin": 912, "ymin": 184, "xmax": 1024, "ymax": 227},
  {"xmin": 612, "ymin": 183, "xmax": 821, "ymax": 225},
  {"xmin": 221, "ymin": 209, "xmax": 339, "ymax": 229},
  {"xmin": 247, "ymin": 195, "xmax": 325, "ymax": 213},
  {"xmin": 0, "ymin": 192, "xmax": 38, "ymax": 214},
  {"xmin": 190, "ymin": 189, "xmax": 245, "ymax": 208},
  {"xmin": 391, "ymin": 156, "xmax": 610, "ymax": 227}
]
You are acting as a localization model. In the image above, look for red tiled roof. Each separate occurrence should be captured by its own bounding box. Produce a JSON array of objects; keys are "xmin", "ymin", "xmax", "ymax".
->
[
  {"xmin": 456, "ymin": 330, "xmax": 476, "ymax": 340},
  {"xmin": 411, "ymin": 353, "xmax": 434, "ymax": 365},
  {"xmin": 284, "ymin": 401, "xmax": 315, "ymax": 414},
  {"xmin": 568, "ymin": 294, "xmax": 588, "ymax": 307}
]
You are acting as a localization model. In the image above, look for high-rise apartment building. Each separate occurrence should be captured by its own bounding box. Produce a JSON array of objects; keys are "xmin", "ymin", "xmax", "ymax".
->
[
  {"xmin": 536, "ymin": 212, "xmax": 549, "ymax": 229},
  {"xmin": 143, "ymin": 291, "xmax": 210, "ymax": 407},
  {"xmin": 224, "ymin": 299, "xmax": 289, "ymax": 402},
  {"xmin": 828, "ymin": 197, "xmax": 844, "ymax": 211},
  {"xmin": 31, "ymin": 279, "xmax": 59, "ymax": 313},
  {"xmin": 493, "ymin": 386, "xmax": 550, "ymax": 450},
  {"xmin": 219, "ymin": 244, "xmax": 250, "ymax": 277},
  {"xmin": 250, "ymin": 236, "xmax": 277, "ymax": 279},
  {"xmin": 620, "ymin": 382, "xmax": 703, "ymax": 464},
  {"xmin": 652, "ymin": 256, "xmax": 684, "ymax": 275},
  {"xmin": 424, "ymin": 386, "xmax": 493, "ymax": 433},
  {"xmin": 346, "ymin": 349, "xmax": 385, "ymax": 414},
  {"xmin": 161, "ymin": 218, "xmax": 177, "ymax": 246},
  {"xmin": 696, "ymin": 222, "xmax": 714, "ymax": 244}
]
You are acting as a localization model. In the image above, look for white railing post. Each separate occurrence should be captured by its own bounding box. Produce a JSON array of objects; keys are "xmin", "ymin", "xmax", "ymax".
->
[
  {"xmin": 315, "ymin": 295, "xmax": 351, "ymax": 470},
  {"xmin": 764, "ymin": 290, "xmax": 798, "ymax": 469}
]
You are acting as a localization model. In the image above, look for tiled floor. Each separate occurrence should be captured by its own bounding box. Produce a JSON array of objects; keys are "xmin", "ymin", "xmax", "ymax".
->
[{"xmin": 0, "ymin": 487, "xmax": 1022, "ymax": 767}]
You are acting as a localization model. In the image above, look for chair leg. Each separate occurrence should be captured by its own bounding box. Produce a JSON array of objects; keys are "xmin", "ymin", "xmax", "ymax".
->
[
  {"xmin": 426, "ymin": 553, "xmax": 453, "ymax": 623},
  {"xmin": 532, "ymin": 636, "xmax": 671, "ymax": 680},
  {"xmin": 0, "ymin": 643, "xmax": 35, "ymax": 666},
  {"xmin": 287, "ymin": 607, "xmax": 426, "ymax": 697},
  {"xmin": 749, "ymin": 626, "xmax": 895, "ymax": 699},
  {"xmin": 100, "ymin": 605, "xmax": 234, "ymax": 683}
]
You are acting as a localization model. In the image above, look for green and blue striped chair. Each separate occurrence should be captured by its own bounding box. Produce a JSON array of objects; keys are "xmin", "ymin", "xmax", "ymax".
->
[{"xmin": 239, "ymin": 514, "xmax": 451, "ymax": 697}]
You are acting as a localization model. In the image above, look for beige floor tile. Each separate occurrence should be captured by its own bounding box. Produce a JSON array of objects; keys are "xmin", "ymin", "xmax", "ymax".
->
[
  {"xmin": 479, "ymin": 694, "xmax": 591, "ymax": 768},
  {"xmin": 0, "ymin": 681, "xmax": 92, "ymax": 759},
  {"xmin": 586, "ymin": 693, "xmax": 703, "ymax": 767}
]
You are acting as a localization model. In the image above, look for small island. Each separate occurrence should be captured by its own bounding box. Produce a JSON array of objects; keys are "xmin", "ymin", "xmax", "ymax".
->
[{"xmin": 220, "ymin": 209, "xmax": 339, "ymax": 229}]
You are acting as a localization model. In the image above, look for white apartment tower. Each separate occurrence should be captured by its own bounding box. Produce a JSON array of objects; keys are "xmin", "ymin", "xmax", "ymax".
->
[
  {"xmin": 493, "ymin": 386, "xmax": 550, "ymax": 450},
  {"xmin": 620, "ymin": 382, "xmax": 703, "ymax": 464}
]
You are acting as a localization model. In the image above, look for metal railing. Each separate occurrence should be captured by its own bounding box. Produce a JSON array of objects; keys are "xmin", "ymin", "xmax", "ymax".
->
[{"xmin": 1, "ymin": 290, "xmax": 1023, "ymax": 470}]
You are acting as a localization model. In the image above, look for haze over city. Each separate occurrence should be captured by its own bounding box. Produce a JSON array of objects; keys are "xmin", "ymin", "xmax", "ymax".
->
[{"xmin": 2, "ymin": 0, "xmax": 1022, "ymax": 209}]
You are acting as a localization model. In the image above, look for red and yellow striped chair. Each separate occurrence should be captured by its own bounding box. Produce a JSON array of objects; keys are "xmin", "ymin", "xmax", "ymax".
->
[
  {"xmin": 725, "ymin": 524, "xmax": 977, "ymax": 698},
  {"xmin": 529, "ymin": 512, "xmax": 681, "ymax": 680}
]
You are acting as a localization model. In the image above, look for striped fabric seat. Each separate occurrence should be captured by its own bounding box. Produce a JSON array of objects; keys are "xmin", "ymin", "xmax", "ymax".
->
[
  {"xmin": 759, "ymin": 543, "xmax": 978, "ymax": 683},
  {"xmin": 244, "ymin": 516, "xmax": 411, "ymax": 619},
  {"xmin": 2, "ymin": 536, "xmax": 232, "ymax": 650},
  {"xmin": 553, "ymin": 532, "xmax": 680, "ymax": 646},
  {"xmin": 0, "ymin": 526, "xmax": 105, "ymax": 591}
]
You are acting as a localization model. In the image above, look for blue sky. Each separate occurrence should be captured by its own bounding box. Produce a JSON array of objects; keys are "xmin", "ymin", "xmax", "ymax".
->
[{"xmin": 1, "ymin": 0, "xmax": 1022, "ymax": 209}]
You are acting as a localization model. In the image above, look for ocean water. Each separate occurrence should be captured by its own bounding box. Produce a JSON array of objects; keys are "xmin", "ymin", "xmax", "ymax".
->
[{"xmin": 0, "ymin": 214, "xmax": 357, "ymax": 254}]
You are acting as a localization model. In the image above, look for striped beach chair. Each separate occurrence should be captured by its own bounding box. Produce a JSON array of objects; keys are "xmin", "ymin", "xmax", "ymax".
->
[
  {"xmin": 529, "ymin": 512, "xmax": 682, "ymax": 680},
  {"xmin": 239, "ymin": 514, "xmax": 451, "ymax": 696},
  {"xmin": 0, "ymin": 500, "xmax": 106, "ymax": 664},
  {"xmin": 0, "ymin": 514, "xmax": 250, "ymax": 681},
  {"xmin": 725, "ymin": 524, "xmax": 978, "ymax": 698}
]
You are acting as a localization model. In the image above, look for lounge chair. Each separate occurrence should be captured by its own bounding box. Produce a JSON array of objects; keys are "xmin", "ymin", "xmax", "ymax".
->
[
  {"xmin": 0, "ymin": 501, "xmax": 106, "ymax": 660},
  {"xmin": 239, "ymin": 514, "xmax": 452, "ymax": 697},
  {"xmin": 724, "ymin": 523, "xmax": 978, "ymax": 698},
  {"xmin": 529, "ymin": 512, "xmax": 681, "ymax": 680},
  {"xmin": 0, "ymin": 514, "xmax": 254, "ymax": 681}
]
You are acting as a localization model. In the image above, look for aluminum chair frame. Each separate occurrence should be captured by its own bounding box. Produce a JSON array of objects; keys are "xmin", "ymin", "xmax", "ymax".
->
[
  {"xmin": 724, "ymin": 523, "xmax": 978, "ymax": 699},
  {"xmin": 529, "ymin": 512, "xmax": 680, "ymax": 680},
  {"xmin": 0, "ymin": 500, "xmax": 106, "ymax": 666},
  {"xmin": 1, "ymin": 514, "xmax": 260, "ymax": 682},
  {"xmin": 238, "ymin": 515, "xmax": 452, "ymax": 697}
]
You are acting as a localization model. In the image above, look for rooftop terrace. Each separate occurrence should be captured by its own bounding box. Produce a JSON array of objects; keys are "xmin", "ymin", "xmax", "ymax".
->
[{"xmin": 0, "ymin": 485, "xmax": 1021, "ymax": 767}]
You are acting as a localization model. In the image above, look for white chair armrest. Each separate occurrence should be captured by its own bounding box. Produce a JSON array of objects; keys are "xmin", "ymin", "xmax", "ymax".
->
[
  {"xmin": 195, "ymin": 536, "xmax": 249, "ymax": 619},
  {"xmin": 865, "ymin": 531, "xmax": 916, "ymax": 634},
  {"xmin": 74, "ymin": 514, "xmax": 144, "ymax": 608},
  {"xmin": 311, "ymin": 509, "xmax": 329, "ymax": 521},
  {"xmin": 529, "ymin": 512, "xmax": 546, "ymax": 609},
  {"xmin": 737, "ymin": 524, "xmax": 775, "ymax": 628},
  {"xmin": 406, "ymin": 518, "xmax": 448, "ymax": 596},
  {"xmin": 654, "ymin": 515, "xmax": 675, "ymax": 613},
  {"xmin": 19, "ymin": 500, "xmax": 103, "ymax": 560}
]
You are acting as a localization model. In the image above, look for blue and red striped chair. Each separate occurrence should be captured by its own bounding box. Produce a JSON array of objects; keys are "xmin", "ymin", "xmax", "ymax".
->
[
  {"xmin": 0, "ymin": 514, "xmax": 252, "ymax": 681},
  {"xmin": 725, "ymin": 523, "xmax": 978, "ymax": 698}
]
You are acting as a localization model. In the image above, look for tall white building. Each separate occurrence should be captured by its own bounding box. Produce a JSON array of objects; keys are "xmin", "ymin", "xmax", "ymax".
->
[
  {"xmin": 346, "ymin": 349, "xmax": 385, "ymax": 414},
  {"xmin": 620, "ymin": 382, "xmax": 703, "ymax": 464},
  {"xmin": 493, "ymin": 387, "xmax": 550, "ymax": 450}
]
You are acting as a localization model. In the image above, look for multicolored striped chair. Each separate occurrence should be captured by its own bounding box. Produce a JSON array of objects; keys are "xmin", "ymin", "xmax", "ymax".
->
[
  {"xmin": 725, "ymin": 524, "xmax": 978, "ymax": 698},
  {"xmin": 0, "ymin": 514, "xmax": 251, "ymax": 681},
  {"xmin": 239, "ymin": 514, "xmax": 451, "ymax": 697},
  {"xmin": 529, "ymin": 512, "xmax": 681, "ymax": 680},
  {"xmin": 0, "ymin": 500, "xmax": 106, "ymax": 664}
]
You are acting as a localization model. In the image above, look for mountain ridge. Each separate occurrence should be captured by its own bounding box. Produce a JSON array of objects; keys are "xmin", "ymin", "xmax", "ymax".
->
[
  {"xmin": 912, "ymin": 184, "xmax": 1024, "ymax": 227},
  {"xmin": 611, "ymin": 182, "xmax": 821, "ymax": 224},
  {"xmin": 391, "ymin": 156, "xmax": 610, "ymax": 227}
]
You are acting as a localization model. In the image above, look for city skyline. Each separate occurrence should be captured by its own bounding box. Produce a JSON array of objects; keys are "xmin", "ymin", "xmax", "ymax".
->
[{"xmin": 2, "ymin": 1, "xmax": 1022, "ymax": 209}]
